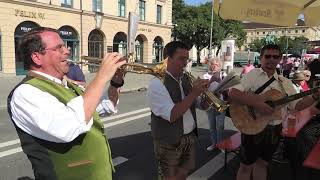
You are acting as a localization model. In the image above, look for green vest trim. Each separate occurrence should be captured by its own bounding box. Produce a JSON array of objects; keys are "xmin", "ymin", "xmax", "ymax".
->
[{"xmin": 25, "ymin": 77, "xmax": 114, "ymax": 180}]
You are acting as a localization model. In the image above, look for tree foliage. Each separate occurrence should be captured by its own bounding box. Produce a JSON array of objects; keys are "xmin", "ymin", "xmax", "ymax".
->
[
  {"xmin": 172, "ymin": 1, "xmax": 247, "ymax": 64},
  {"xmin": 248, "ymin": 36, "xmax": 310, "ymax": 55}
]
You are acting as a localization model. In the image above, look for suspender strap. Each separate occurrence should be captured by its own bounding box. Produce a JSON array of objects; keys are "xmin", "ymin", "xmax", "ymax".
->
[{"xmin": 254, "ymin": 76, "xmax": 276, "ymax": 94}]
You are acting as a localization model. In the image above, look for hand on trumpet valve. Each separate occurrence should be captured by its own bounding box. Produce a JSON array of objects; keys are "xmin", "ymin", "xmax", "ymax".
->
[
  {"xmin": 192, "ymin": 78, "xmax": 210, "ymax": 96},
  {"xmin": 98, "ymin": 53, "xmax": 126, "ymax": 82}
]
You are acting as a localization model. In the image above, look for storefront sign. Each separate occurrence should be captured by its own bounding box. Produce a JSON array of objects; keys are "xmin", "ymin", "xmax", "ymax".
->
[
  {"xmin": 60, "ymin": 30, "xmax": 73, "ymax": 36},
  {"xmin": 138, "ymin": 28, "xmax": 152, "ymax": 33},
  {"xmin": 15, "ymin": 9, "xmax": 45, "ymax": 20}
]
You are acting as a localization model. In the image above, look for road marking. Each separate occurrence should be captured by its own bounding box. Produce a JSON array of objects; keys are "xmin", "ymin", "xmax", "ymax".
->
[
  {"xmin": 101, "ymin": 108, "xmax": 150, "ymax": 122},
  {"xmin": 0, "ymin": 108, "xmax": 150, "ymax": 149},
  {"xmin": 187, "ymin": 152, "xmax": 236, "ymax": 180},
  {"xmin": 0, "ymin": 147, "xmax": 22, "ymax": 158},
  {"xmin": 104, "ymin": 112, "xmax": 151, "ymax": 128},
  {"xmin": 0, "ymin": 139, "xmax": 20, "ymax": 149},
  {"xmin": 0, "ymin": 111, "xmax": 150, "ymax": 158},
  {"xmin": 112, "ymin": 156, "xmax": 129, "ymax": 166},
  {"xmin": 0, "ymin": 147, "xmax": 128, "ymax": 167}
]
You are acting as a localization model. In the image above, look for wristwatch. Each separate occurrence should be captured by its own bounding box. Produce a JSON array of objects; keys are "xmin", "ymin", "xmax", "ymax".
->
[{"xmin": 110, "ymin": 80, "xmax": 124, "ymax": 88}]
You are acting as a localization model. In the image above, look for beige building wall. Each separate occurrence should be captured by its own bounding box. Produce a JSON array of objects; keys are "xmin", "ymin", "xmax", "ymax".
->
[
  {"xmin": 244, "ymin": 26, "xmax": 320, "ymax": 50},
  {"xmin": 0, "ymin": 0, "xmax": 172, "ymax": 75}
]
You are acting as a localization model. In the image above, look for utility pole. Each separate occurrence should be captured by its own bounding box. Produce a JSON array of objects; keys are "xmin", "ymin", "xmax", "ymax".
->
[
  {"xmin": 208, "ymin": 0, "xmax": 215, "ymax": 61},
  {"xmin": 80, "ymin": 0, "xmax": 83, "ymax": 69}
]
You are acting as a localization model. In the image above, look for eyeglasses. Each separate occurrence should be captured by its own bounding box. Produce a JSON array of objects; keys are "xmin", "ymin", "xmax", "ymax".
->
[
  {"xmin": 44, "ymin": 44, "xmax": 67, "ymax": 52},
  {"xmin": 264, "ymin": 54, "xmax": 280, "ymax": 59}
]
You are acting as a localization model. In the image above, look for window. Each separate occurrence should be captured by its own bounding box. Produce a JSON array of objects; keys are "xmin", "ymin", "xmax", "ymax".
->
[
  {"xmin": 302, "ymin": 29, "xmax": 306, "ymax": 33},
  {"xmin": 139, "ymin": 0, "xmax": 145, "ymax": 21},
  {"xmin": 263, "ymin": 32, "xmax": 265, "ymax": 34},
  {"xmin": 257, "ymin": 32, "xmax": 259, "ymax": 35},
  {"xmin": 118, "ymin": 0, "xmax": 125, "ymax": 17},
  {"xmin": 295, "ymin": 30, "xmax": 299, "ymax": 33},
  {"xmin": 156, "ymin": 5, "xmax": 162, "ymax": 24},
  {"xmin": 61, "ymin": 0, "xmax": 72, "ymax": 8},
  {"xmin": 93, "ymin": 0, "xmax": 102, "ymax": 12}
]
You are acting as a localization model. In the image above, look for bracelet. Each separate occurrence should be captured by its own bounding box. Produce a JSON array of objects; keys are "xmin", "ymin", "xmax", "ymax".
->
[{"xmin": 110, "ymin": 80, "xmax": 124, "ymax": 88}]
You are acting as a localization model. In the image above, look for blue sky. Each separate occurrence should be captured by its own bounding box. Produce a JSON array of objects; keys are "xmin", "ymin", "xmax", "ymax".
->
[{"xmin": 184, "ymin": 0, "xmax": 211, "ymax": 5}]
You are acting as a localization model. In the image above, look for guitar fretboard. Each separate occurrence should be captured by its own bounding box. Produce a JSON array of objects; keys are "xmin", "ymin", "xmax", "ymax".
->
[{"xmin": 273, "ymin": 86, "xmax": 320, "ymax": 106}]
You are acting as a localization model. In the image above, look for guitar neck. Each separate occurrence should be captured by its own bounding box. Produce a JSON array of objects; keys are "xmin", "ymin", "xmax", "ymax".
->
[{"xmin": 273, "ymin": 86, "xmax": 320, "ymax": 106}]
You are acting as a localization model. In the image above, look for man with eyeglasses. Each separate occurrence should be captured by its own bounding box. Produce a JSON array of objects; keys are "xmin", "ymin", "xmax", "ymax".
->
[
  {"xmin": 228, "ymin": 44, "xmax": 320, "ymax": 180},
  {"xmin": 7, "ymin": 27, "xmax": 126, "ymax": 180}
]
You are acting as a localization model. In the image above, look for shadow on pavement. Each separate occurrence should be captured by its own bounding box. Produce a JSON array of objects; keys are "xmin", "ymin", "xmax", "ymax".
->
[
  {"xmin": 110, "ymin": 128, "xmax": 222, "ymax": 180},
  {"xmin": 17, "ymin": 177, "xmax": 33, "ymax": 180}
]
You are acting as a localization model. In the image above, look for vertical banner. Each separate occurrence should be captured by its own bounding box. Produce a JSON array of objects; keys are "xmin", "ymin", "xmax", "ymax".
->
[
  {"xmin": 127, "ymin": 12, "xmax": 139, "ymax": 62},
  {"xmin": 221, "ymin": 39, "xmax": 235, "ymax": 71}
]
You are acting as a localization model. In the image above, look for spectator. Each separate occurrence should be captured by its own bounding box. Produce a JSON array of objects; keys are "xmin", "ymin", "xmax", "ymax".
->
[
  {"xmin": 294, "ymin": 59, "xmax": 300, "ymax": 71},
  {"xmin": 301, "ymin": 70, "xmax": 311, "ymax": 91},
  {"xmin": 281, "ymin": 57, "xmax": 293, "ymax": 78},
  {"xmin": 292, "ymin": 72, "xmax": 305, "ymax": 93},
  {"xmin": 240, "ymin": 60, "xmax": 255, "ymax": 78},
  {"xmin": 65, "ymin": 62, "xmax": 86, "ymax": 86},
  {"xmin": 308, "ymin": 58, "xmax": 320, "ymax": 88},
  {"xmin": 203, "ymin": 58, "xmax": 226, "ymax": 151}
]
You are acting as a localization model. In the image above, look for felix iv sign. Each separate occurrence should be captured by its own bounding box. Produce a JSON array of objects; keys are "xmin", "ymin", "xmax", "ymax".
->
[{"xmin": 15, "ymin": 9, "xmax": 45, "ymax": 20}]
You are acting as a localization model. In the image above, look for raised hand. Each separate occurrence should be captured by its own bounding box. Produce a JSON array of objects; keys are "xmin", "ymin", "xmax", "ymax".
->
[
  {"xmin": 98, "ymin": 53, "xmax": 126, "ymax": 83},
  {"xmin": 192, "ymin": 78, "xmax": 210, "ymax": 96}
]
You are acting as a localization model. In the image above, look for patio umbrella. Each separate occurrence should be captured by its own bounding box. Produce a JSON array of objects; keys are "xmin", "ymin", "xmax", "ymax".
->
[{"xmin": 214, "ymin": 0, "xmax": 320, "ymax": 27}]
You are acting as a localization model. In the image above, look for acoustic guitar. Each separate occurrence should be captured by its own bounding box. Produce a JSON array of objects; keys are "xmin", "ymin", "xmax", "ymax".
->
[{"xmin": 230, "ymin": 87, "xmax": 320, "ymax": 135}]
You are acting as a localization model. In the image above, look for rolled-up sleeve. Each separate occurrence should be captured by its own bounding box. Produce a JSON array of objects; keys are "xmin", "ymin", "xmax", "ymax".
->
[
  {"xmin": 10, "ymin": 84, "xmax": 93, "ymax": 143},
  {"xmin": 147, "ymin": 78, "xmax": 175, "ymax": 121},
  {"xmin": 96, "ymin": 99, "xmax": 118, "ymax": 116}
]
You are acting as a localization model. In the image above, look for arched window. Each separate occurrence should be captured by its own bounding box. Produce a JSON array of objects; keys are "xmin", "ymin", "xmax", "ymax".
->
[
  {"xmin": 153, "ymin": 36, "xmax": 163, "ymax": 63},
  {"xmin": 14, "ymin": 21, "xmax": 40, "ymax": 75},
  {"xmin": 113, "ymin": 32, "xmax": 127, "ymax": 56},
  {"xmin": 135, "ymin": 35, "xmax": 144, "ymax": 63},
  {"xmin": 58, "ymin": 26, "xmax": 79, "ymax": 62},
  {"xmin": 88, "ymin": 29, "xmax": 104, "ymax": 58}
]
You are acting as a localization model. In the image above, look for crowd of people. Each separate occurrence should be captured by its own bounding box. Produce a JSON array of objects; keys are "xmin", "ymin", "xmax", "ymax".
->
[{"xmin": 6, "ymin": 26, "xmax": 320, "ymax": 180}]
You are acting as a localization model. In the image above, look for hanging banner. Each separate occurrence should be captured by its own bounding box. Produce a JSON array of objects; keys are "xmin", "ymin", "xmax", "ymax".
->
[{"xmin": 127, "ymin": 12, "xmax": 139, "ymax": 62}]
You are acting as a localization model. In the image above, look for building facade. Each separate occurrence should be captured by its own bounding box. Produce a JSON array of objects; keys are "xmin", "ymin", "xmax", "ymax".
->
[
  {"xmin": 243, "ymin": 22, "xmax": 320, "ymax": 50},
  {"xmin": 0, "ymin": 0, "xmax": 172, "ymax": 75}
]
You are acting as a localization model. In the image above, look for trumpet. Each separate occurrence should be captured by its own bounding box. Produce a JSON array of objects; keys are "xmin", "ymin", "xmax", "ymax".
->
[
  {"xmin": 184, "ymin": 72, "xmax": 229, "ymax": 113},
  {"xmin": 68, "ymin": 56, "xmax": 167, "ymax": 80},
  {"xmin": 71, "ymin": 56, "xmax": 229, "ymax": 112}
]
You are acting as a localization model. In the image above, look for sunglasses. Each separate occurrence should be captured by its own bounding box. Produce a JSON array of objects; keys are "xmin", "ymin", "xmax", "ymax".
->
[{"xmin": 264, "ymin": 55, "xmax": 280, "ymax": 59}]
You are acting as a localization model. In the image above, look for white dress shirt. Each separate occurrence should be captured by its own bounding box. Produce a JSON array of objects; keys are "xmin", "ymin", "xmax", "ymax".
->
[
  {"xmin": 232, "ymin": 68, "xmax": 298, "ymax": 125},
  {"xmin": 10, "ymin": 71, "xmax": 117, "ymax": 143},
  {"xmin": 147, "ymin": 72, "xmax": 196, "ymax": 134}
]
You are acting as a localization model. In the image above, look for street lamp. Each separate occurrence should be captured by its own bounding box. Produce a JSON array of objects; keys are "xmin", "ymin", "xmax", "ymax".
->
[
  {"xmin": 208, "ymin": 0, "xmax": 215, "ymax": 61},
  {"xmin": 95, "ymin": 11, "xmax": 104, "ymax": 29}
]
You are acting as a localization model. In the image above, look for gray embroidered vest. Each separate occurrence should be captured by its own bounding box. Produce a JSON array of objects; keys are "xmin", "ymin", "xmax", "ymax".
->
[{"xmin": 151, "ymin": 73, "xmax": 197, "ymax": 144}]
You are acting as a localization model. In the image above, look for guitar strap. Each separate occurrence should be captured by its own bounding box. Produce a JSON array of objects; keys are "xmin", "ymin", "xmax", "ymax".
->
[{"xmin": 254, "ymin": 76, "xmax": 276, "ymax": 94}]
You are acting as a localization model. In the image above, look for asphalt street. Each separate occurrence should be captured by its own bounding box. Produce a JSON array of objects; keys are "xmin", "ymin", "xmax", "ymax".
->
[{"xmin": 0, "ymin": 91, "xmax": 313, "ymax": 180}]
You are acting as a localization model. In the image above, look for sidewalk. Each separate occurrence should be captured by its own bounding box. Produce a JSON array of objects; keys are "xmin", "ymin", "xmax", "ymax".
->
[{"xmin": 0, "ymin": 66, "xmax": 211, "ymax": 109}]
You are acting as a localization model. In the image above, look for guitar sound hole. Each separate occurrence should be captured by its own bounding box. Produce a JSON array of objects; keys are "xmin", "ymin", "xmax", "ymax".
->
[{"xmin": 248, "ymin": 107, "xmax": 256, "ymax": 120}]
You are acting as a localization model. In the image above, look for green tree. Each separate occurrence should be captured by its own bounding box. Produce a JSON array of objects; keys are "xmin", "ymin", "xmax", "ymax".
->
[
  {"xmin": 248, "ymin": 36, "xmax": 309, "ymax": 55},
  {"xmin": 172, "ymin": 1, "xmax": 247, "ymax": 64},
  {"xmin": 248, "ymin": 38, "xmax": 266, "ymax": 52}
]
